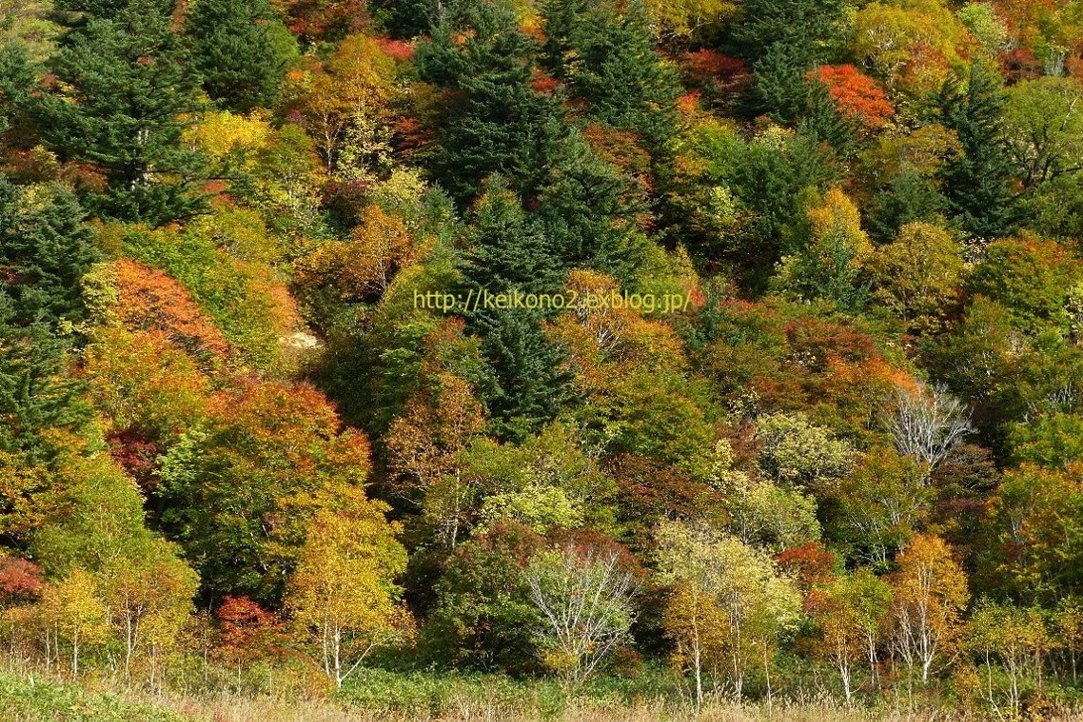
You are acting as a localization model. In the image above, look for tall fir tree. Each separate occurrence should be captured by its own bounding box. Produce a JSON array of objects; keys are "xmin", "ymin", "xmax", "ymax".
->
[
  {"xmin": 0, "ymin": 309, "xmax": 90, "ymax": 462},
  {"xmin": 456, "ymin": 177, "xmax": 572, "ymax": 441},
  {"xmin": 0, "ymin": 179, "xmax": 95, "ymax": 462},
  {"xmin": 415, "ymin": 0, "xmax": 567, "ymax": 206},
  {"xmin": 537, "ymin": 129, "xmax": 647, "ymax": 280},
  {"xmin": 38, "ymin": 0, "xmax": 204, "ymax": 224},
  {"xmin": 186, "ymin": 0, "xmax": 298, "ymax": 112},
  {"xmin": 541, "ymin": 0, "xmax": 680, "ymax": 153},
  {"xmin": 473, "ymin": 308, "xmax": 573, "ymax": 442},
  {"xmin": 937, "ymin": 63, "xmax": 1018, "ymax": 239},
  {"xmin": 733, "ymin": 0, "xmax": 848, "ymax": 128},
  {"xmin": 0, "ymin": 178, "xmax": 97, "ymax": 327},
  {"xmin": 457, "ymin": 175, "xmax": 565, "ymax": 297}
]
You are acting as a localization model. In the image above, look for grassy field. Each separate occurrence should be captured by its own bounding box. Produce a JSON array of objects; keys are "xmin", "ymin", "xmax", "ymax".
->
[{"xmin": 4, "ymin": 669, "xmax": 1082, "ymax": 722}]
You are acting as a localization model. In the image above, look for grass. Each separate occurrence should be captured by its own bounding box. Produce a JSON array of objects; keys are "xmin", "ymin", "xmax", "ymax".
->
[
  {"xmin": 0, "ymin": 671, "xmax": 185, "ymax": 722},
  {"xmin": 2, "ymin": 668, "xmax": 1082, "ymax": 722}
]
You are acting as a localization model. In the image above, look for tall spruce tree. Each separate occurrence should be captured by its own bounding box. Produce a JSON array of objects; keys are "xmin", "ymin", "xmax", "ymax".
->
[
  {"xmin": 538, "ymin": 129, "xmax": 647, "ymax": 280},
  {"xmin": 733, "ymin": 0, "xmax": 848, "ymax": 127},
  {"xmin": 456, "ymin": 177, "xmax": 571, "ymax": 441},
  {"xmin": 937, "ymin": 63, "xmax": 1018, "ymax": 239},
  {"xmin": 0, "ymin": 180, "xmax": 94, "ymax": 461},
  {"xmin": 541, "ymin": 0, "xmax": 680, "ymax": 153},
  {"xmin": 39, "ymin": 0, "xmax": 204, "ymax": 224},
  {"xmin": 458, "ymin": 176, "xmax": 565, "ymax": 297},
  {"xmin": 415, "ymin": 0, "xmax": 567, "ymax": 206},
  {"xmin": 0, "ymin": 179, "xmax": 97, "ymax": 327},
  {"xmin": 0, "ymin": 309, "xmax": 91, "ymax": 461},
  {"xmin": 186, "ymin": 0, "xmax": 298, "ymax": 112},
  {"xmin": 473, "ymin": 308, "xmax": 573, "ymax": 442}
]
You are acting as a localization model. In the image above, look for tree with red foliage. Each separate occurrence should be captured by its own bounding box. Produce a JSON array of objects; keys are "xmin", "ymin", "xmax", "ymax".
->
[
  {"xmin": 680, "ymin": 49, "xmax": 751, "ymax": 102},
  {"xmin": 106, "ymin": 430, "xmax": 161, "ymax": 492},
  {"xmin": 811, "ymin": 65, "xmax": 895, "ymax": 129},
  {"xmin": 0, "ymin": 556, "xmax": 43, "ymax": 603},
  {"xmin": 280, "ymin": 0, "xmax": 368, "ymax": 42},
  {"xmin": 215, "ymin": 595, "xmax": 283, "ymax": 664},
  {"xmin": 776, "ymin": 542, "xmax": 837, "ymax": 593}
]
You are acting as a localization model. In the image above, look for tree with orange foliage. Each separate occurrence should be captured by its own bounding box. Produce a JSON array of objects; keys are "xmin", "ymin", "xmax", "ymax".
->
[
  {"xmin": 296, "ymin": 205, "xmax": 417, "ymax": 303},
  {"xmin": 0, "ymin": 556, "xmax": 43, "ymax": 604},
  {"xmin": 215, "ymin": 595, "xmax": 283, "ymax": 666},
  {"xmin": 96, "ymin": 259, "xmax": 231, "ymax": 366},
  {"xmin": 811, "ymin": 65, "xmax": 895, "ymax": 129},
  {"xmin": 890, "ymin": 534, "xmax": 969, "ymax": 682},
  {"xmin": 385, "ymin": 365, "xmax": 486, "ymax": 548},
  {"xmin": 155, "ymin": 381, "xmax": 373, "ymax": 604}
]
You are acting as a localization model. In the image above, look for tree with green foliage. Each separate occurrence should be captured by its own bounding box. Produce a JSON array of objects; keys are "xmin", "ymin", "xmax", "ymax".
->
[
  {"xmin": 541, "ymin": 0, "xmax": 680, "ymax": 153},
  {"xmin": 537, "ymin": 128, "xmax": 650, "ymax": 280},
  {"xmin": 422, "ymin": 522, "xmax": 545, "ymax": 673},
  {"xmin": 733, "ymin": 0, "xmax": 848, "ymax": 129},
  {"xmin": 0, "ymin": 181, "xmax": 95, "ymax": 462},
  {"xmin": 967, "ymin": 234, "xmax": 1080, "ymax": 335},
  {"xmin": 984, "ymin": 465, "xmax": 1083, "ymax": 602},
  {"xmin": 28, "ymin": 453, "xmax": 198, "ymax": 675},
  {"xmin": 937, "ymin": 63, "xmax": 1018, "ymax": 239},
  {"xmin": 0, "ymin": 179, "xmax": 96, "ymax": 326},
  {"xmin": 155, "ymin": 383, "xmax": 374, "ymax": 605},
  {"xmin": 0, "ymin": 312, "xmax": 90, "ymax": 463},
  {"xmin": 185, "ymin": 0, "xmax": 299, "ymax": 112},
  {"xmin": 865, "ymin": 166, "xmax": 950, "ymax": 244},
  {"xmin": 1004, "ymin": 77, "xmax": 1083, "ymax": 191},
  {"xmin": 415, "ymin": 1, "xmax": 567, "ymax": 206},
  {"xmin": 723, "ymin": 127, "xmax": 837, "ymax": 288},
  {"xmin": 38, "ymin": 0, "xmax": 204, "ymax": 223},
  {"xmin": 457, "ymin": 176, "xmax": 565, "ymax": 297},
  {"xmin": 473, "ymin": 308, "xmax": 573, "ymax": 442}
]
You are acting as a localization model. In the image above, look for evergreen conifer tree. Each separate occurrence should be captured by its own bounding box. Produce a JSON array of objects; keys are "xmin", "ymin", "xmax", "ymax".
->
[
  {"xmin": 186, "ymin": 0, "xmax": 298, "ymax": 112},
  {"xmin": 40, "ymin": 0, "xmax": 204, "ymax": 223},
  {"xmin": 458, "ymin": 176, "xmax": 565, "ymax": 297},
  {"xmin": 416, "ymin": 0, "xmax": 567, "ymax": 205},
  {"xmin": 937, "ymin": 63, "xmax": 1018, "ymax": 238}
]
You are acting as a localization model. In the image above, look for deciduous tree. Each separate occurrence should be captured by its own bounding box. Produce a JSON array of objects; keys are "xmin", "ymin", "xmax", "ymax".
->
[
  {"xmin": 287, "ymin": 486, "xmax": 410, "ymax": 688},
  {"xmin": 890, "ymin": 534, "xmax": 969, "ymax": 682},
  {"xmin": 525, "ymin": 544, "xmax": 637, "ymax": 683}
]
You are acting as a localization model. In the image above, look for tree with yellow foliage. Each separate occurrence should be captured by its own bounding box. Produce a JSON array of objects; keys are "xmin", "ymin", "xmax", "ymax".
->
[
  {"xmin": 37, "ymin": 567, "xmax": 109, "ymax": 677},
  {"xmin": 286, "ymin": 486, "xmax": 410, "ymax": 688},
  {"xmin": 811, "ymin": 570, "xmax": 893, "ymax": 701},
  {"xmin": 283, "ymin": 34, "xmax": 398, "ymax": 173},
  {"xmin": 866, "ymin": 221, "xmax": 964, "ymax": 333},
  {"xmin": 385, "ymin": 353, "xmax": 487, "ymax": 548},
  {"xmin": 656, "ymin": 521, "xmax": 802, "ymax": 704},
  {"xmin": 890, "ymin": 534, "xmax": 969, "ymax": 682},
  {"xmin": 295, "ymin": 205, "xmax": 418, "ymax": 303},
  {"xmin": 772, "ymin": 188, "xmax": 872, "ymax": 310}
]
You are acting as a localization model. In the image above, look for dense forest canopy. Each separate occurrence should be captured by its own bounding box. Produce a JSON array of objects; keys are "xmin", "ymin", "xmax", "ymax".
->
[{"xmin": 2, "ymin": 0, "xmax": 1083, "ymax": 718}]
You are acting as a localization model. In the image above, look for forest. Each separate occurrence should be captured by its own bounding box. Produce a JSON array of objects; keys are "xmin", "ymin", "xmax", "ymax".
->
[{"xmin": 1, "ymin": 0, "xmax": 1083, "ymax": 719}]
